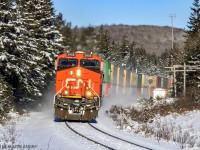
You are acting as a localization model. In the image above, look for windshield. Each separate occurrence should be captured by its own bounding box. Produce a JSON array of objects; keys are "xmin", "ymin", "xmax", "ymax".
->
[
  {"xmin": 80, "ymin": 59, "xmax": 100, "ymax": 67},
  {"xmin": 59, "ymin": 59, "xmax": 78, "ymax": 67}
]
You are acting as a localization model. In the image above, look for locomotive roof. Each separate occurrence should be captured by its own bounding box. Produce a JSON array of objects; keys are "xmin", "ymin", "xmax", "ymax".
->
[{"xmin": 56, "ymin": 51, "xmax": 101, "ymax": 60}]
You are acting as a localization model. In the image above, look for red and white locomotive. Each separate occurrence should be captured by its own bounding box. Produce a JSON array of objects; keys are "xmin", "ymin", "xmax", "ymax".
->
[{"xmin": 54, "ymin": 51, "xmax": 103, "ymax": 121}]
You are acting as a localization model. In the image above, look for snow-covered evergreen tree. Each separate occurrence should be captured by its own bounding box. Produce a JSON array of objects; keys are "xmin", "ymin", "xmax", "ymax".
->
[
  {"xmin": 0, "ymin": 75, "xmax": 13, "ymax": 122},
  {"xmin": 187, "ymin": 0, "xmax": 200, "ymax": 37},
  {"xmin": 0, "ymin": 0, "xmax": 20, "ymax": 106},
  {"xmin": 0, "ymin": 0, "xmax": 17, "ymax": 71},
  {"xmin": 55, "ymin": 13, "xmax": 73, "ymax": 52},
  {"xmin": 13, "ymin": 0, "xmax": 64, "ymax": 104},
  {"xmin": 109, "ymin": 41, "xmax": 120, "ymax": 65},
  {"xmin": 96, "ymin": 27, "xmax": 112, "ymax": 60},
  {"xmin": 36, "ymin": 0, "xmax": 64, "ymax": 53},
  {"xmin": 119, "ymin": 35, "xmax": 130, "ymax": 68},
  {"xmin": 0, "ymin": 0, "xmax": 64, "ymax": 107},
  {"xmin": 80, "ymin": 26, "xmax": 96, "ymax": 53},
  {"xmin": 126, "ymin": 41, "xmax": 137, "ymax": 70},
  {"xmin": 0, "ymin": 0, "xmax": 16, "ymax": 53},
  {"xmin": 184, "ymin": 0, "xmax": 200, "ymax": 88},
  {"xmin": 0, "ymin": 0, "xmax": 14, "ymax": 117}
]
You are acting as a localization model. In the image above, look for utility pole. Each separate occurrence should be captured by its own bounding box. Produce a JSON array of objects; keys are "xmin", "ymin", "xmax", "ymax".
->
[
  {"xmin": 169, "ymin": 14, "xmax": 176, "ymax": 50},
  {"xmin": 169, "ymin": 14, "xmax": 176, "ymax": 96},
  {"xmin": 165, "ymin": 63, "xmax": 196, "ymax": 97},
  {"xmin": 188, "ymin": 61, "xmax": 200, "ymax": 90}
]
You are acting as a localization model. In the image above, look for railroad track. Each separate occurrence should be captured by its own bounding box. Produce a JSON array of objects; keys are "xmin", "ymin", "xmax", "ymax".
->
[
  {"xmin": 65, "ymin": 122, "xmax": 153, "ymax": 150},
  {"xmin": 65, "ymin": 122, "xmax": 114, "ymax": 150},
  {"xmin": 88, "ymin": 123, "xmax": 153, "ymax": 150}
]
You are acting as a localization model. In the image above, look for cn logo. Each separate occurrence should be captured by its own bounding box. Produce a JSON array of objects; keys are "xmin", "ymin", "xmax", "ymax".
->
[{"xmin": 65, "ymin": 78, "xmax": 92, "ymax": 89}]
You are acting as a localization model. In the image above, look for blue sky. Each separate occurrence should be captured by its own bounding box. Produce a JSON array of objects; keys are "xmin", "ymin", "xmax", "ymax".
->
[{"xmin": 52, "ymin": 0, "xmax": 193, "ymax": 29}]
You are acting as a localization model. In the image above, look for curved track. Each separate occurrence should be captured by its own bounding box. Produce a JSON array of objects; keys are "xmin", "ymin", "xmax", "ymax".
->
[
  {"xmin": 65, "ymin": 122, "xmax": 153, "ymax": 150},
  {"xmin": 65, "ymin": 122, "xmax": 114, "ymax": 150},
  {"xmin": 88, "ymin": 123, "xmax": 153, "ymax": 150}
]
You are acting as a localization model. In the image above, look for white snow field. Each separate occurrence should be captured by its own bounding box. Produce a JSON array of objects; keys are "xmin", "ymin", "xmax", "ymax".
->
[{"xmin": 1, "ymin": 86, "xmax": 199, "ymax": 150}]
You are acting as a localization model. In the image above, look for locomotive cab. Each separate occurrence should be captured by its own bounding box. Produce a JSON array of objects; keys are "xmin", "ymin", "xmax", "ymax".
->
[{"xmin": 54, "ymin": 51, "xmax": 103, "ymax": 121}]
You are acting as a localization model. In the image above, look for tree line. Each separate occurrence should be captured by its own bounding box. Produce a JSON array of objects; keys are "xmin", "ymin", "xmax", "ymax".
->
[
  {"xmin": 173, "ymin": 0, "xmax": 200, "ymax": 96},
  {"xmin": 0, "ymin": 0, "xmax": 63, "ymax": 121},
  {"xmin": 56, "ymin": 14, "xmax": 173, "ymax": 75},
  {"xmin": 0, "ymin": 0, "xmax": 199, "ymax": 121}
]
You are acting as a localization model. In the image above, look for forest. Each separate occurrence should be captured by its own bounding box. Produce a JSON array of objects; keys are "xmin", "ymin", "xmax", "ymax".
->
[{"xmin": 0, "ymin": 0, "xmax": 200, "ymax": 122}]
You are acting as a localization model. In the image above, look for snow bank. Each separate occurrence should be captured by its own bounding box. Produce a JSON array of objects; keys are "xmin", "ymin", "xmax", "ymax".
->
[{"xmin": 109, "ymin": 97, "xmax": 200, "ymax": 150}]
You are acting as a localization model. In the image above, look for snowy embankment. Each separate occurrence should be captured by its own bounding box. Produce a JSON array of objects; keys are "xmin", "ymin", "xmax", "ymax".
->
[
  {"xmin": 150, "ymin": 110, "xmax": 200, "ymax": 149},
  {"xmin": 1, "ymin": 86, "xmax": 198, "ymax": 150},
  {"xmin": 108, "ymin": 97, "xmax": 200, "ymax": 150}
]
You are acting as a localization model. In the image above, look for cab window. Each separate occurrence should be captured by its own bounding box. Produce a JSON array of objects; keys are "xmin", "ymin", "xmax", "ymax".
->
[
  {"xmin": 59, "ymin": 59, "xmax": 78, "ymax": 67},
  {"xmin": 80, "ymin": 59, "xmax": 99, "ymax": 67}
]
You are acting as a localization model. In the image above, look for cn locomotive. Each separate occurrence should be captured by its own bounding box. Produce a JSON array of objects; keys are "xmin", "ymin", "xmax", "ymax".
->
[{"xmin": 54, "ymin": 51, "xmax": 103, "ymax": 121}]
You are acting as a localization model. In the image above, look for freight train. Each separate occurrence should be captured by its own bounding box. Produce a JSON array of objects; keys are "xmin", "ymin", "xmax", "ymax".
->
[{"xmin": 54, "ymin": 51, "xmax": 103, "ymax": 121}]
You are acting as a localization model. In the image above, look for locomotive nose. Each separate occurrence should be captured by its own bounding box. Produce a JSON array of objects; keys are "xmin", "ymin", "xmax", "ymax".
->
[{"xmin": 54, "ymin": 51, "xmax": 102, "ymax": 121}]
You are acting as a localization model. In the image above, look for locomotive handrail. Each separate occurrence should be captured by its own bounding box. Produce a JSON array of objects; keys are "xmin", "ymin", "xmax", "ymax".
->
[
  {"xmin": 55, "ymin": 86, "xmax": 65, "ymax": 96},
  {"xmin": 90, "ymin": 86, "xmax": 101, "ymax": 107},
  {"xmin": 54, "ymin": 82, "xmax": 67, "ymax": 105},
  {"xmin": 55, "ymin": 78, "xmax": 77, "ymax": 96}
]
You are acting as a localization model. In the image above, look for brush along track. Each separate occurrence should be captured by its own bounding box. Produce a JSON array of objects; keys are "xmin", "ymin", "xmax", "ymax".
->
[
  {"xmin": 88, "ymin": 123, "xmax": 153, "ymax": 150},
  {"xmin": 65, "ymin": 122, "xmax": 153, "ymax": 150}
]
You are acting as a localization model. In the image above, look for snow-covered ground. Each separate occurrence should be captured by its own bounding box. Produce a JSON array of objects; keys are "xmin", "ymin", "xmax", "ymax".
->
[
  {"xmin": 149, "ymin": 110, "xmax": 200, "ymax": 149},
  {"xmin": 0, "ymin": 87, "xmax": 199, "ymax": 150}
]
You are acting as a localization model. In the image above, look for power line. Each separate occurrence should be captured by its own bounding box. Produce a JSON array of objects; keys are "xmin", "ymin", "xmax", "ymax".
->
[{"xmin": 165, "ymin": 63, "xmax": 198, "ymax": 97}]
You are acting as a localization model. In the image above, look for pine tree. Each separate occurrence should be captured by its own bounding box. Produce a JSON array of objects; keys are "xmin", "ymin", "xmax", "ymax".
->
[
  {"xmin": 0, "ymin": 0, "xmax": 20, "ymax": 105},
  {"xmin": 109, "ymin": 41, "xmax": 120, "ymax": 64},
  {"xmin": 159, "ymin": 49, "xmax": 171, "ymax": 68},
  {"xmin": 0, "ymin": 0, "xmax": 64, "ymax": 106},
  {"xmin": 0, "ymin": 0, "xmax": 15, "ymax": 119},
  {"xmin": 55, "ymin": 13, "xmax": 73, "ymax": 52},
  {"xmin": 80, "ymin": 26, "xmax": 96, "ymax": 52},
  {"xmin": 0, "ymin": 75, "xmax": 13, "ymax": 122},
  {"xmin": 0, "ymin": 0, "xmax": 17, "ymax": 69},
  {"xmin": 185, "ymin": 0, "xmax": 200, "ymax": 65},
  {"xmin": 169, "ymin": 43, "xmax": 183, "ymax": 65},
  {"xmin": 61, "ymin": 23, "xmax": 73, "ymax": 52},
  {"xmin": 187, "ymin": 0, "xmax": 200, "ymax": 37},
  {"xmin": 119, "ymin": 35, "xmax": 130, "ymax": 67},
  {"xmin": 37, "ymin": 0, "xmax": 64, "ymax": 53},
  {"xmin": 127, "ymin": 41, "xmax": 137, "ymax": 70},
  {"xmin": 14, "ymin": 0, "xmax": 41, "ymax": 102},
  {"xmin": 184, "ymin": 0, "xmax": 200, "ymax": 88},
  {"xmin": 134, "ymin": 47, "xmax": 148, "ymax": 73},
  {"xmin": 96, "ymin": 26, "xmax": 111, "ymax": 60},
  {"xmin": 14, "ymin": 0, "xmax": 64, "ymax": 104}
]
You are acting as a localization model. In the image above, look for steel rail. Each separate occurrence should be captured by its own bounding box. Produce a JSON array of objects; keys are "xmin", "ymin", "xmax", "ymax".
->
[
  {"xmin": 88, "ymin": 123, "xmax": 153, "ymax": 150},
  {"xmin": 65, "ymin": 122, "xmax": 115, "ymax": 150}
]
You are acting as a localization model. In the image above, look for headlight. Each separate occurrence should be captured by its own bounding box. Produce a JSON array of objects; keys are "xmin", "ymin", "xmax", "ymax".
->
[
  {"xmin": 76, "ymin": 69, "xmax": 81, "ymax": 77},
  {"xmin": 64, "ymin": 90, "xmax": 68, "ymax": 95},
  {"xmin": 86, "ymin": 91, "xmax": 92, "ymax": 97}
]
